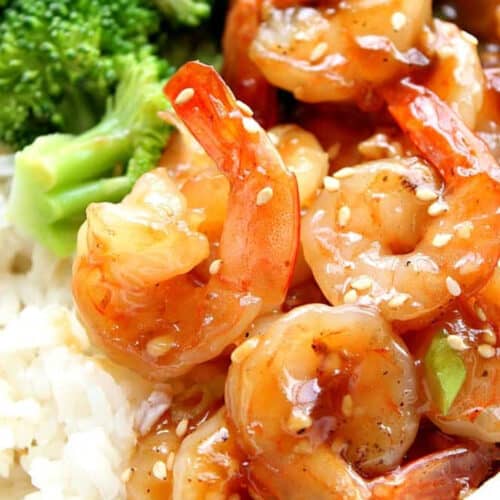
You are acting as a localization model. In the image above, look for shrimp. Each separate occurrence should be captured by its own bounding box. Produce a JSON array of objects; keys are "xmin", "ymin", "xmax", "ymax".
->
[
  {"xmin": 269, "ymin": 124, "xmax": 329, "ymax": 209},
  {"xmin": 73, "ymin": 62, "xmax": 300, "ymax": 379},
  {"xmin": 370, "ymin": 442, "xmax": 497, "ymax": 500},
  {"xmin": 127, "ymin": 360, "xmax": 228, "ymax": 499},
  {"xmin": 249, "ymin": 1, "xmax": 432, "ymax": 104},
  {"xmin": 222, "ymin": 0, "xmax": 279, "ymax": 128},
  {"xmin": 302, "ymin": 81, "xmax": 500, "ymax": 330},
  {"xmin": 476, "ymin": 68, "xmax": 500, "ymax": 162},
  {"xmin": 173, "ymin": 408, "xmax": 246, "ymax": 500},
  {"xmin": 425, "ymin": 19, "xmax": 485, "ymax": 130},
  {"xmin": 411, "ymin": 306, "xmax": 499, "ymax": 443},
  {"xmin": 225, "ymin": 304, "xmax": 419, "ymax": 499}
]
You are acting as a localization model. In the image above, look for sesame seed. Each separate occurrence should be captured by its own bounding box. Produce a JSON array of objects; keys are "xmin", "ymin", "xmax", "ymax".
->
[
  {"xmin": 338, "ymin": 205, "xmax": 351, "ymax": 227},
  {"xmin": 415, "ymin": 186, "xmax": 438, "ymax": 201},
  {"xmin": 455, "ymin": 221, "xmax": 473, "ymax": 239},
  {"xmin": 309, "ymin": 41, "xmax": 328, "ymax": 62},
  {"xmin": 175, "ymin": 418, "xmax": 189, "ymax": 438},
  {"xmin": 351, "ymin": 275, "xmax": 373, "ymax": 291},
  {"xmin": 287, "ymin": 410, "xmax": 313, "ymax": 433},
  {"xmin": 497, "ymin": 258, "xmax": 500, "ymax": 269},
  {"xmin": 121, "ymin": 468, "xmax": 133, "ymax": 483},
  {"xmin": 323, "ymin": 176, "xmax": 340, "ymax": 192},
  {"xmin": 146, "ymin": 335, "xmax": 174, "ymax": 357},
  {"xmin": 228, "ymin": 494, "xmax": 241, "ymax": 500},
  {"xmin": 387, "ymin": 293, "xmax": 409, "ymax": 308},
  {"xmin": 236, "ymin": 100, "xmax": 253, "ymax": 116},
  {"xmin": 391, "ymin": 11, "xmax": 407, "ymax": 31},
  {"xmin": 166, "ymin": 451, "xmax": 175, "ymax": 471},
  {"xmin": 334, "ymin": 167, "xmax": 355, "ymax": 179},
  {"xmin": 256, "ymin": 186, "xmax": 274, "ymax": 206},
  {"xmin": 341, "ymin": 394, "xmax": 353, "ymax": 417},
  {"xmin": 242, "ymin": 117, "xmax": 260, "ymax": 134},
  {"xmin": 208, "ymin": 259, "xmax": 223, "ymax": 275},
  {"xmin": 475, "ymin": 304, "xmax": 487, "ymax": 322},
  {"xmin": 174, "ymin": 87, "xmax": 195, "ymax": 105},
  {"xmin": 343, "ymin": 289, "xmax": 358, "ymax": 304},
  {"xmin": 482, "ymin": 329, "xmax": 497, "ymax": 346},
  {"xmin": 446, "ymin": 334, "xmax": 468, "ymax": 351},
  {"xmin": 152, "ymin": 460, "xmax": 167, "ymax": 480},
  {"xmin": 446, "ymin": 276, "xmax": 462, "ymax": 297},
  {"xmin": 327, "ymin": 142, "xmax": 341, "ymax": 160},
  {"xmin": 231, "ymin": 337, "xmax": 259, "ymax": 363},
  {"xmin": 432, "ymin": 233, "xmax": 453, "ymax": 248},
  {"xmin": 268, "ymin": 132, "xmax": 279, "ymax": 145},
  {"xmin": 477, "ymin": 344, "xmax": 496, "ymax": 359},
  {"xmin": 428, "ymin": 200, "xmax": 449, "ymax": 216}
]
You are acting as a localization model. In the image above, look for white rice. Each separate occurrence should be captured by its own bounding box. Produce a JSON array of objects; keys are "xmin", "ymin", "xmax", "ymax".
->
[{"xmin": 0, "ymin": 159, "xmax": 154, "ymax": 499}]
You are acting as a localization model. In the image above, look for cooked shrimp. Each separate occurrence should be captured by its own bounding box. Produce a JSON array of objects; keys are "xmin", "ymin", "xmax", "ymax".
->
[
  {"xmin": 370, "ymin": 442, "xmax": 496, "ymax": 499},
  {"xmin": 73, "ymin": 62, "xmax": 300, "ymax": 379},
  {"xmin": 303, "ymin": 82, "xmax": 500, "ymax": 330},
  {"xmin": 269, "ymin": 124, "xmax": 329, "ymax": 208},
  {"xmin": 425, "ymin": 19, "xmax": 485, "ymax": 129},
  {"xmin": 128, "ymin": 360, "xmax": 228, "ymax": 499},
  {"xmin": 222, "ymin": 0, "xmax": 278, "ymax": 128},
  {"xmin": 158, "ymin": 114, "xmax": 228, "ymax": 237},
  {"xmin": 173, "ymin": 408, "xmax": 246, "ymax": 500},
  {"xmin": 249, "ymin": 1, "xmax": 432, "ymax": 104},
  {"xmin": 474, "ymin": 268, "xmax": 500, "ymax": 329},
  {"xmin": 226, "ymin": 304, "xmax": 419, "ymax": 498},
  {"xmin": 476, "ymin": 68, "xmax": 500, "ymax": 162},
  {"xmin": 412, "ymin": 307, "xmax": 499, "ymax": 443}
]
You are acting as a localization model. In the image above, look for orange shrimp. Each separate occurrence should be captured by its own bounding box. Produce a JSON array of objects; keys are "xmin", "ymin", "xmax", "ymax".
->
[
  {"xmin": 302, "ymin": 82, "xmax": 500, "ymax": 330},
  {"xmin": 370, "ymin": 442, "xmax": 497, "ymax": 500},
  {"xmin": 411, "ymin": 306, "xmax": 499, "ymax": 443},
  {"xmin": 73, "ymin": 62, "xmax": 300, "ymax": 379},
  {"xmin": 222, "ymin": 0, "xmax": 279, "ymax": 128}
]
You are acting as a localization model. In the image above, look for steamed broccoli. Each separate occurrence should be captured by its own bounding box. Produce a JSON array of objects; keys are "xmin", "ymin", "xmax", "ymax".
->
[
  {"xmin": 7, "ymin": 54, "xmax": 170, "ymax": 256},
  {"xmin": 0, "ymin": 0, "xmax": 161, "ymax": 148},
  {"xmin": 153, "ymin": 0, "xmax": 213, "ymax": 26},
  {"xmin": 2, "ymin": 0, "xmax": 223, "ymax": 255}
]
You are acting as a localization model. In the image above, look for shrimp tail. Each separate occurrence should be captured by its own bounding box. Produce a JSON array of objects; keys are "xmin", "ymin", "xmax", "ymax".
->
[
  {"xmin": 383, "ymin": 79, "xmax": 500, "ymax": 184},
  {"xmin": 370, "ymin": 443, "xmax": 497, "ymax": 500},
  {"xmin": 222, "ymin": 0, "xmax": 279, "ymax": 129},
  {"xmin": 164, "ymin": 61, "xmax": 300, "ymax": 308}
]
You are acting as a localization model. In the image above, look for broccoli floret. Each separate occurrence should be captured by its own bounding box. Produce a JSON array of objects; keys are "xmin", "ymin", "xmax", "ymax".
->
[
  {"xmin": 0, "ymin": 0, "xmax": 160, "ymax": 148},
  {"xmin": 152, "ymin": 0, "xmax": 213, "ymax": 26},
  {"xmin": 7, "ymin": 54, "xmax": 171, "ymax": 256}
]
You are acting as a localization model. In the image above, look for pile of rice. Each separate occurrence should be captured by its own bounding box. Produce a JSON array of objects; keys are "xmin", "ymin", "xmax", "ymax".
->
[{"xmin": 0, "ymin": 157, "xmax": 155, "ymax": 500}]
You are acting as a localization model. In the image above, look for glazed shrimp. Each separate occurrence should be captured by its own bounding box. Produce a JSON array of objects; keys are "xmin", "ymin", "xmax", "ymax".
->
[
  {"xmin": 370, "ymin": 442, "xmax": 496, "ymax": 500},
  {"xmin": 127, "ymin": 360, "xmax": 229, "ymax": 499},
  {"xmin": 412, "ymin": 307, "xmax": 499, "ymax": 443},
  {"xmin": 226, "ymin": 304, "xmax": 419, "ymax": 499},
  {"xmin": 302, "ymin": 82, "xmax": 500, "ymax": 330},
  {"xmin": 425, "ymin": 19, "xmax": 485, "ymax": 130},
  {"xmin": 73, "ymin": 62, "xmax": 300, "ymax": 379},
  {"xmin": 173, "ymin": 408, "xmax": 246, "ymax": 500},
  {"xmin": 222, "ymin": 0, "xmax": 278, "ymax": 128},
  {"xmin": 249, "ymin": 1, "xmax": 432, "ymax": 104},
  {"xmin": 269, "ymin": 124, "xmax": 329, "ymax": 209}
]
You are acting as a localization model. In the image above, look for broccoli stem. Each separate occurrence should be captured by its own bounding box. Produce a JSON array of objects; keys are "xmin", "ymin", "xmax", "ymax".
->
[
  {"xmin": 46, "ymin": 175, "xmax": 133, "ymax": 222},
  {"xmin": 20, "ymin": 124, "xmax": 133, "ymax": 191}
]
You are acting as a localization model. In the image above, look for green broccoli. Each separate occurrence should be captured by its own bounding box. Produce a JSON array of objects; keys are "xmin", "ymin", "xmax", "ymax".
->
[
  {"xmin": 152, "ymin": 0, "xmax": 213, "ymax": 26},
  {"xmin": 7, "ymin": 54, "xmax": 171, "ymax": 256},
  {"xmin": 0, "ymin": 0, "xmax": 160, "ymax": 148}
]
